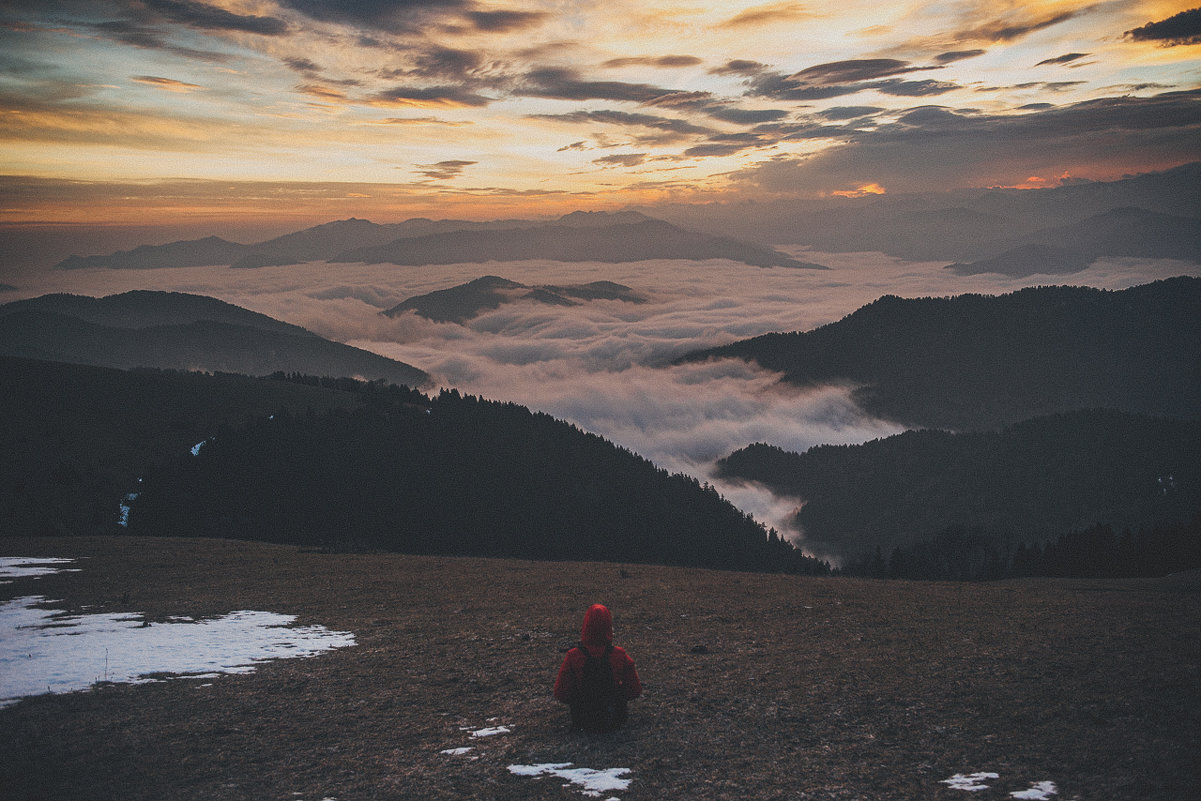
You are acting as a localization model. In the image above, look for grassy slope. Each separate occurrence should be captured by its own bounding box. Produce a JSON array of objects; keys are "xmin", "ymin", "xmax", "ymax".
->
[{"xmin": 2, "ymin": 537, "xmax": 1198, "ymax": 801}]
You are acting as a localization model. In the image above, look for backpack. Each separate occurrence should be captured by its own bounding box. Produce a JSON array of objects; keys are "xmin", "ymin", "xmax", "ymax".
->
[{"xmin": 571, "ymin": 643, "xmax": 626, "ymax": 733}]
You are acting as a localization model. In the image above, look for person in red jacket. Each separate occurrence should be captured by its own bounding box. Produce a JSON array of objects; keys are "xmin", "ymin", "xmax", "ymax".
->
[{"xmin": 554, "ymin": 603, "xmax": 642, "ymax": 731}]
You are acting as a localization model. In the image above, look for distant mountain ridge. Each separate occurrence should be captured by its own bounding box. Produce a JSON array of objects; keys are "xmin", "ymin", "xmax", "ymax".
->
[
  {"xmin": 0, "ymin": 290, "xmax": 427, "ymax": 386},
  {"xmin": 681, "ymin": 277, "xmax": 1201, "ymax": 431},
  {"xmin": 642, "ymin": 161, "xmax": 1201, "ymax": 265},
  {"xmin": 53, "ymin": 211, "xmax": 823, "ymax": 271},
  {"xmin": 383, "ymin": 275, "xmax": 647, "ymax": 323},
  {"xmin": 947, "ymin": 207, "xmax": 1201, "ymax": 276}
]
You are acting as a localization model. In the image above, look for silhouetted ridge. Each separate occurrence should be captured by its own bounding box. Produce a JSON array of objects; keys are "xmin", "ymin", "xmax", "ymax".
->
[
  {"xmin": 0, "ymin": 290, "xmax": 428, "ymax": 387},
  {"xmin": 682, "ymin": 277, "xmax": 1201, "ymax": 430}
]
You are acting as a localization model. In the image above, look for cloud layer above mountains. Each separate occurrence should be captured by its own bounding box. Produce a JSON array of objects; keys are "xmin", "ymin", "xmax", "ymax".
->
[{"xmin": 12, "ymin": 247, "xmax": 1196, "ymax": 548}]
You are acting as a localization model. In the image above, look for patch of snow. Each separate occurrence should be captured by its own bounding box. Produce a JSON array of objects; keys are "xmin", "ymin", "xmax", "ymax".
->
[
  {"xmin": 441, "ymin": 747, "xmax": 473, "ymax": 756},
  {"xmin": 1011, "ymin": 781, "xmax": 1058, "ymax": 799},
  {"xmin": 0, "ymin": 594, "xmax": 355, "ymax": 707},
  {"xmin": 509, "ymin": 763, "xmax": 632, "ymax": 798},
  {"xmin": 191, "ymin": 440, "xmax": 207, "ymax": 456},
  {"xmin": 468, "ymin": 725, "xmax": 511, "ymax": 737},
  {"xmin": 0, "ymin": 557, "xmax": 79, "ymax": 580},
  {"xmin": 942, "ymin": 773, "xmax": 1000, "ymax": 792}
]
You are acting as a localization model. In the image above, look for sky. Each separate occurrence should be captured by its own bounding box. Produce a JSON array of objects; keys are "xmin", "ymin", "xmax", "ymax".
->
[{"xmin": 1, "ymin": 0, "xmax": 1200, "ymax": 231}]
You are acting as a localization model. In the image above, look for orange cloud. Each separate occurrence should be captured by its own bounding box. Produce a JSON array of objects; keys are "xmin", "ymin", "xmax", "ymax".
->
[
  {"xmin": 830, "ymin": 182, "xmax": 887, "ymax": 198},
  {"xmin": 131, "ymin": 76, "xmax": 204, "ymax": 93}
]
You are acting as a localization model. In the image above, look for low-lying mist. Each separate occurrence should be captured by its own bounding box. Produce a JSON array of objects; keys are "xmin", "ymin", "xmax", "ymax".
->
[{"xmin": 9, "ymin": 248, "xmax": 1194, "ymax": 551}]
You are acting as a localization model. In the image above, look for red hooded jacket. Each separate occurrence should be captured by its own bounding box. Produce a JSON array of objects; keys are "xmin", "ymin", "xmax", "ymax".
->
[{"xmin": 554, "ymin": 604, "xmax": 642, "ymax": 705}]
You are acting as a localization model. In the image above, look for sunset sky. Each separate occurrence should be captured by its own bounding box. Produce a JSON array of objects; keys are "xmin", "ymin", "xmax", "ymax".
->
[{"xmin": 2, "ymin": 1, "xmax": 1200, "ymax": 228}]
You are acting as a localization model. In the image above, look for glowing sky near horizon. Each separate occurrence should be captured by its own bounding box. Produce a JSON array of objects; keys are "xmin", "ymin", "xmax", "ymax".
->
[{"xmin": 1, "ymin": 1, "xmax": 1199, "ymax": 226}]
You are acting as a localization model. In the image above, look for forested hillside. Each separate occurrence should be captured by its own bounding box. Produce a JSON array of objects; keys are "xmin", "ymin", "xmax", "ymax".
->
[
  {"xmin": 129, "ymin": 384, "xmax": 820, "ymax": 573},
  {"xmin": 719, "ymin": 409, "xmax": 1201, "ymax": 561},
  {"xmin": 682, "ymin": 277, "xmax": 1201, "ymax": 431},
  {"xmin": 2, "ymin": 356, "xmax": 820, "ymax": 573}
]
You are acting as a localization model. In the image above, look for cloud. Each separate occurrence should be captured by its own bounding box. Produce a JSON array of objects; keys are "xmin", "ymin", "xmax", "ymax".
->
[
  {"xmin": 1036, "ymin": 52, "xmax": 1091, "ymax": 67},
  {"xmin": 414, "ymin": 160, "xmax": 477, "ymax": 180},
  {"xmin": 368, "ymin": 85, "xmax": 492, "ymax": 108},
  {"xmin": 1126, "ymin": 7, "xmax": 1201, "ymax": 45},
  {"xmin": 140, "ymin": 0, "xmax": 288, "ymax": 36},
  {"xmin": 531, "ymin": 109, "xmax": 714, "ymax": 142},
  {"xmin": 131, "ymin": 75, "xmax": 203, "ymax": 92},
  {"xmin": 818, "ymin": 106, "xmax": 884, "ymax": 120},
  {"xmin": 747, "ymin": 59, "xmax": 947, "ymax": 101},
  {"xmin": 603, "ymin": 55, "xmax": 704, "ymax": 69},
  {"xmin": 935, "ymin": 49, "xmax": 986, "ymax": 63},
  {"xmin": 8, "ymin": 237, "xmax": 1193, "ymax": 543},
  {"xmin": 733, "ymin": 88, "xmax": 1201, "ymax": 193},
  {"xmin": 594, "ymin": 153, "xmax": 648, "ymax": 167},
  {"xmin": 520, "ymin": 67, "xmax": 699, "ymax": 104},
  {"xmin": 463, "ymin": 9, "xmax": 548, "ymax": 32},
  {"xmin": 710, "ymin": 60, "xmax": 769, "ymax": 76},
  {"xmin": 719, "ymin": 2, "xmax": 813, "ymax": 28},
  {"xmin": 89, "ymin": 19, "xmax": 230, "ymax": 62},
  {"xmin": 275, "ymin": 0, "xmax": 466, "ymax": 34},
  {"xmin": 791, "ymin": 59, "xmax": 935, "ymax": 85},
  {"xmin": 951, "ymin": 7, "xmax": 1086, "ymax": 44}
]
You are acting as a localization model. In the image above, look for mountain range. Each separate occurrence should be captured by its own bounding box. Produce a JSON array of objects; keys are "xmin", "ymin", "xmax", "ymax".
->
[
  {"xmin": 382, "ymin": 275, "xmax": 646, "ymax": 324},
  {"xmin": 643, "ymin": 161, "xmax": 1201, "ymax": 272},
  {"xmin": 0, "ymin": 290, "xmax": 427, "ymax": 387},
  {"xmin": 681, "ymin": 277, "xmax": 1201, "ymax": 431},
  {"xmin": 53, "ymin": 211, "xmax": 823, "ymax": 271}
]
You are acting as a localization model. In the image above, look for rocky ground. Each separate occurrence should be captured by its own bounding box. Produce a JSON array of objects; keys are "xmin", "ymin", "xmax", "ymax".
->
[{"xmin": 2, "ymin": 536, "xmax": 1198, "ymax": 800}]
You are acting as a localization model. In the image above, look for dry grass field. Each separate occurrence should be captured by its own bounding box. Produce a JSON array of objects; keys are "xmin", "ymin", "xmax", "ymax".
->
[{"xmin": 2, "ymin": 536, "xmax": 1198, "ymax": 800}]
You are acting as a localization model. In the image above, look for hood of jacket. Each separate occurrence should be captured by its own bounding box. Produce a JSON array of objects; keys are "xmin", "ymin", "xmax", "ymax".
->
[{"xmin": 580, "ymin": 604, "xmax": 613, "ymax": 649}]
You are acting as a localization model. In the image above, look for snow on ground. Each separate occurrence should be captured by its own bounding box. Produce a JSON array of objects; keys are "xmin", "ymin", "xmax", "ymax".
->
[
  {"xmin": 942, "ymin": 773, "xmax": 1000, "ymax": 791},
  {"xmin": 1010, "ymin": 781, "xmax": 1058, "ymax": 799},
  {"xmin": 0, "ymin": 558, "xmax": 356, "ymax": 707},
  {"xmin": 508, "ymin": 763, "xmax": 632, "ymax": 799},
  {"xmin": 0, "ymin": 557, "xmax": 80, "ymax": 583},
  {"xmin": 942, "ymin": 773, "xmax": 1058, "ymax": 799}
]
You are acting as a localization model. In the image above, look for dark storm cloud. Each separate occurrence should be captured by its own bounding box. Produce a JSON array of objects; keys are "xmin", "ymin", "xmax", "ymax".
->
[
  {"xmin": 464, "ymin": 9, "xmax": 547, "ymax": 32},
  {"xmin": 531, "ymin": 109, "xmax": 713, "ymax": 139},
  {"xmin": 872, "ymin": 79, "xmax": 959, "ymax": 97},
  {"xmin": 275, "ymin": 0, "xmax": 465, "ymax": 33},
  {"xmin": 413, "ymin": 159, "xmax": 477, "ymax": 180},
  {"xmin": 704, "ymin": 106, "xmax": 790, "ymax": 124},
  {"xmin": 369, "ymin": 85, "xmax": 492, "ymax": 107},
  {"xmin": 1036, "ymin": 52, "xmax": 1090, "ymax": 66},
  {"xmin": 593, "ymin": 153, "xmax": 648, "ymax": 167},
  {"xmin": 406, "ymin": 47, "xmax": 485, "ymax": 80},
  {"xmin": 791, "ymin": 59, "xmax": 935, "ymax": 85},
  {"xmin": 520, "ymin": 67, "xmax": 697, "ymax": 104},
  {"xmin": 935, "ymin": 49, "xmax": 986, "ymax": 63},
  {"xmin": 89, "ymin": 19, "xmax": 231, "ymax": 61},
  {"xmin": 710, "ymin": 60, "xmax": 769, "ymax": 76},
  {"xmin": 818, "ymin": 106, "xmax": 884, "ymax": 120},
  {"xmin": 1126, "ymin": 7, "xmax": 1201, "ymax": 45},
  {"xmin": 284, "ymin": 56, "xmax": 321, "ymax": 74},
  {"xmin": 734, "ymin": 88, "xmax": 1201, "ymax": 192},
  {"xmin": 747, "ymin": 59, "xmax": 947, "ymax": 102},
  {"xmin": 141, "ymin": 0, "xmax": 288, "ymax": 35}
]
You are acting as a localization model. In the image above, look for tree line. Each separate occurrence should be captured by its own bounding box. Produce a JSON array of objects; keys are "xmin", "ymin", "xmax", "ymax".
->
[{"xmin": 837, "ymin": 516, "xmax": 1201, "ymax": 580}]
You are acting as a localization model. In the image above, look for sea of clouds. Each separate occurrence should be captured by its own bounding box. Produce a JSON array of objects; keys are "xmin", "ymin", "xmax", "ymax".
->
[{"xmin": 9, "ymin": 248, "xmax": 1195, "ymax": 550}]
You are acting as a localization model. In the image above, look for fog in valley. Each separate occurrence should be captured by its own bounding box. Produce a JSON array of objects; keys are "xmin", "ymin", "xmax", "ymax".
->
[{"xmin": 5, "ymin": 247, "xmax": 1195, "ymax": 551}]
